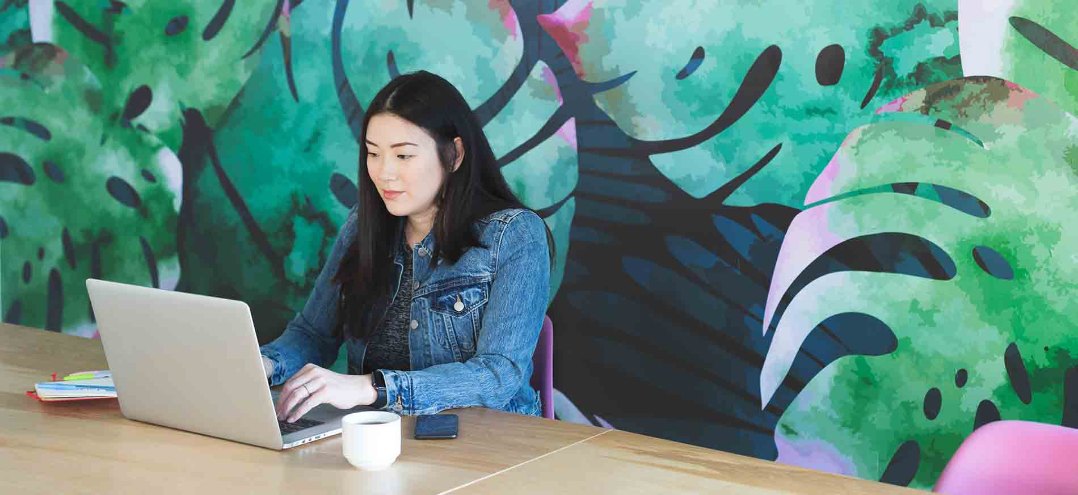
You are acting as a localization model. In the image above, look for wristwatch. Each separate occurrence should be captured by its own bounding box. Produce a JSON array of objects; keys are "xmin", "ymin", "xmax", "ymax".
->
[{"xmin": 371, "ymin": 370, "xmax": 388, "ymax": 408}]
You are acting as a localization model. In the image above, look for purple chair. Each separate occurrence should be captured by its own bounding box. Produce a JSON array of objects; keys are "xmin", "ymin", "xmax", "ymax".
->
[
  {"xmin": 530, "ymin": 315, "xmax": 554, "ymax": 419},
  {"xmin": 933, "ymin": 420, "xmax": 1078, "ymax": 495}
]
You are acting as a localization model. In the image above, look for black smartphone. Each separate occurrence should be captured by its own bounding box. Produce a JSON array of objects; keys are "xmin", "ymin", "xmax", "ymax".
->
[{"xmin": 414, "ymin": 414, "xmax": 459, "ymax": 440}]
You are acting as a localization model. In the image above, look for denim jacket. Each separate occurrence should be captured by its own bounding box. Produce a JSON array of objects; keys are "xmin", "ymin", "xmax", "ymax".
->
[{"xmin": 259, "ymin": 207, "xmax": 550, "ymax": 416}]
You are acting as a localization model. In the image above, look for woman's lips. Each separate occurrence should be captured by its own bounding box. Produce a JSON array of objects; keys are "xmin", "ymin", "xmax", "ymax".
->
[{"xmin": 382, "ymin": 190, "xmax": 403, "ymax": 200}]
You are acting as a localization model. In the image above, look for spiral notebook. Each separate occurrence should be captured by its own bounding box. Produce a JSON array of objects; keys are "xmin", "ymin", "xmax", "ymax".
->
[{"xmin": 27, "ymin": 371, "xmax": 117, "ymax": 402}]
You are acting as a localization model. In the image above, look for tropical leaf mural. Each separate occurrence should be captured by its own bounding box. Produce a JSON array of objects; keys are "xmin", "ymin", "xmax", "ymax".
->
[
  {"xmin": 540, "ymin": 0, "xmax": 973, "ymax": 462},
  {"xmin": 1, "ymin": 43, "xmax": 181, "ymax": 335},
  {"xmin": 538, "ymin": 0, "xmax": 962, "ymax": 205},
  {"xmin": 35, "ymin": 0, "xmax": 279, "ymax": 148},
  {"xmin": 1, "ymin": 0, "xmax": 279, "ymax": 335},
  {"xmin": 761, "ymin": 77, "xmax": 1077, "ymax": 488}
]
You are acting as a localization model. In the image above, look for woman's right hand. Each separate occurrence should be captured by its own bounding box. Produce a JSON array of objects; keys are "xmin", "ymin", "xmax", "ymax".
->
[{"xmin": 275, "ymin": 364, "xmax": 377, "ymax": 422}]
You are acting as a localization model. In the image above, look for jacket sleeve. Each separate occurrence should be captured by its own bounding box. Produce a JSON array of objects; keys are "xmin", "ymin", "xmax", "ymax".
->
[
  {"xmin": 378, "ymin": 211, "xmax": 550, "ymax": 414},
  {"xmin": 259, "ymin": 207, "xmax": 357, "ymax": 386}
]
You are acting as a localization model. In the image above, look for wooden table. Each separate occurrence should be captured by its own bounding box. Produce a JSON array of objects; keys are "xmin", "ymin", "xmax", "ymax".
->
[{"xmin": 0, "ymin": 323, "xmax": 917, "ymax": 494}]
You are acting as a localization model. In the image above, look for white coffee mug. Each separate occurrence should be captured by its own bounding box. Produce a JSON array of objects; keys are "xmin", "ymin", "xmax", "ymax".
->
[{"xmin": 341, "ymin": 411, "xmax": 402, "ymax": 471}]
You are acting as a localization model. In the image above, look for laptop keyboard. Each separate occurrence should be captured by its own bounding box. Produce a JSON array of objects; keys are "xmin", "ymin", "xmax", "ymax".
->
[{"xmin": 279, "ymin": 417, "xmax": 323, "ymax": 435}]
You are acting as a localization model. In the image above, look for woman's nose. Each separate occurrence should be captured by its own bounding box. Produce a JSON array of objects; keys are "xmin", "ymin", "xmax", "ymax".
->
[{"xmin": 378, "ymin": 163, "xmax": 399, "ymax": 182}]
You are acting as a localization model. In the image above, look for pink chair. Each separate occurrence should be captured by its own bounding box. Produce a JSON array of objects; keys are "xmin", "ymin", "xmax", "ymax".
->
[
  {"xmin": 530, "ymin": 315, "xmax": 554, "ymax": 419},
  {"xmin": 934, "ymin": 420, "xmax": 1078, "ymax": 495}
]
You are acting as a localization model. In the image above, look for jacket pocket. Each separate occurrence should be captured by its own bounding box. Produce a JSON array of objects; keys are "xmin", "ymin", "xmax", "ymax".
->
[{"xmin": 427, "ymin": 280, "xmax": 489, "ymax": 360}]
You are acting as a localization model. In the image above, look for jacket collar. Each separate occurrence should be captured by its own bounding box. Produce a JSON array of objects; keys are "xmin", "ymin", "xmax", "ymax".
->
[{"xmin": 391, "ymin": 219, "xmax": 436, "ymax": 265}]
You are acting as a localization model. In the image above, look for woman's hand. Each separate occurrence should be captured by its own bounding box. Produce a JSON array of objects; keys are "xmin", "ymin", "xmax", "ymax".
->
[{"xmin": 276, "ymin": 364, "xmax": 377, "ymax": 423}]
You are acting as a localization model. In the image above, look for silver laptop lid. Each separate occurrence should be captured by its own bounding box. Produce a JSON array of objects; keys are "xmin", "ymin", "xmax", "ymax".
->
[{"xmin": 86, "ymin": 279, "xmax": 285, "ymax": 450}]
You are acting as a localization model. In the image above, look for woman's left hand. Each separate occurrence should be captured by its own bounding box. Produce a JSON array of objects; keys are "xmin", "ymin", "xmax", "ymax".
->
[{"xmin": 276, "ymin": 364, "xmax": 376, "ymax": 422}]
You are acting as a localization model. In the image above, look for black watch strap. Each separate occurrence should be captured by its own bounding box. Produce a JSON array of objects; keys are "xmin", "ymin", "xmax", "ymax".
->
[{"xmin": 371, "ymin": 370, "xmax": 388, "ymax": 408}]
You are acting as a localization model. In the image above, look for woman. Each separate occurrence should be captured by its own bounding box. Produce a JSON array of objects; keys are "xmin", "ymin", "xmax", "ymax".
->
[{"xmin": 260, "ymin": 71, "xmax": 552, "ymax": 422}]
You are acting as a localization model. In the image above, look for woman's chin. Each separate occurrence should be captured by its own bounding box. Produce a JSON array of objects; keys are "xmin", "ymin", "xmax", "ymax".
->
[{"xmin": 383, "ymin": 203, "xmax": 410, "ymax": 217}]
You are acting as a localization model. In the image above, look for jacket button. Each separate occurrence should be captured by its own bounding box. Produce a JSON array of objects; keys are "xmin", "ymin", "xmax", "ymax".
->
[
  {"xmin": 418, "ymin": 247, "xmax": 429, "ymax": 257},
  {"xmin": 409, "ymin": 320, "xmax": 419, "ymax": 330},
  {"xmin": 412, "ymin": 281, "xmax": 419, "ymax": 291}
]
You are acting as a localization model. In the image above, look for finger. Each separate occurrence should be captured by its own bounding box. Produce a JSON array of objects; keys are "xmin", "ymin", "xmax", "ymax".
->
[
  {"xmin": 279, "ymin": 377, "xmax": 322, "ymax": 420},
  {"xmin": 277, "ymin": 376, "xmax": 305, "ymax": 417},
  {"xmin": 287, "ymin": 389, "xmax": 326, "ymax": 423},
  {"xmin": 277, "ymin": 378, "xmax": 307, "ymax": 418},
  {"xmin": 276, "ymin": 387, "xmax": 302, "ymax": 419},
  {"xmin": 278, "ymin": 386, "xmax": 306, "ymax": 420},
  {"xmin": 277, "ymin": 366, "xmax": 321, "ymax": 416},
  {"xmin": 281, "ymin": 364, "xmax": 319, "ymax": 396}
]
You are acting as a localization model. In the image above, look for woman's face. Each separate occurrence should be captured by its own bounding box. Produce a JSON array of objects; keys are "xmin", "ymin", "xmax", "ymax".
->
[{"xmin": 365, "ymin": 113, "xmax": 454, "ymax": 220}]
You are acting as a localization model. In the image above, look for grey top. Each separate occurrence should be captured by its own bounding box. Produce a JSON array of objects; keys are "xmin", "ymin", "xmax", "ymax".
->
[{"xmin": 363, "ymin": 244, "xmax": 414, "ymax": 374}]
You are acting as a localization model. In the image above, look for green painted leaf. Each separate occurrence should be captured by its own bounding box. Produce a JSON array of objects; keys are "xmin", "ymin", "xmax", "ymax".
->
[
  {"xmin": 36, "ymin": 0, "xmax": 278, "ymax": 148},
  {"xmin": 540, "ymin": 0, "xmax": 961, "ymax": 206},
  {"xmin": 1, "ymin": 44, "xmax": 180, "ymax": 335},
  {"xmin": 761, "ymin": 77, "xmax": 1077, "ymax": 488}
]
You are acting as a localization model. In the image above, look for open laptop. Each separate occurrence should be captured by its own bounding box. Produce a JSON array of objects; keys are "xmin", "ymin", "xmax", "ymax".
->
[{"xmin": 86, "ymin": 278, "xmax": 369, "ymax": 449}]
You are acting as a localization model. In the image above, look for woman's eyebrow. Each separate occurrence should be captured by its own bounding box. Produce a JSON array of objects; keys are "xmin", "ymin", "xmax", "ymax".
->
[{"xmin": 365, "ymin": 140, "xmax": 418, "ymax": 148}]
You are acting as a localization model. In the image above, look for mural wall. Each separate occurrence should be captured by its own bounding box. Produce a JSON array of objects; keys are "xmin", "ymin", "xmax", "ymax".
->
[{"xmin": 2, "ymin": 0, "xmax": 1074, "ymax": 489}]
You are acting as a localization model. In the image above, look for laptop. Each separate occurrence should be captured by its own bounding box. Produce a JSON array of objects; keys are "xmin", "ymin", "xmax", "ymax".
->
[{"xmin": 86, "ymin": 278, "xmax": 368, "ymax": 449}]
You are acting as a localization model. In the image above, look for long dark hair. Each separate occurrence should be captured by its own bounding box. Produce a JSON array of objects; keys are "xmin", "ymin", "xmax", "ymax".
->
[{"xmin": 333, "ymin": 70, "xmax": 550, "ymax": 339}]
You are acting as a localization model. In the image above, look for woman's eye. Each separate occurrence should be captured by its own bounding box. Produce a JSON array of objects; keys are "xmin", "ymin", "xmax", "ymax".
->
[
  {"xmin": 397, "ymin": 154, "xmax": 413, "ymax": 160},
  {"xmin": 367, "ymin": 152, "xmax": 379, "ymax": 158}
]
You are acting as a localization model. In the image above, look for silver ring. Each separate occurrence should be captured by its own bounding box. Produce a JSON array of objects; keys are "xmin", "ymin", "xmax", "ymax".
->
[{"xmin": 301, "ymin": 383, "xmax": 312, "ymax": 396}]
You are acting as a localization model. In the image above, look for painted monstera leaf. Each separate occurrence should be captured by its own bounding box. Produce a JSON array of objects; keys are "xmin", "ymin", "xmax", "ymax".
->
[
  {"xmin": 181, "ymin": 0, "xmax": 576, "ymax": 342},
  {"xmin": 538, "ymin": 0, "xmax": 961, "ymax": 206},
  {"xmin": 1, "ymin": 44, "xmax": 181, "ymax": 335},
  {"xmin": 959, "ymin": 0, "xmax": 1077, "ymax": 111},
  {"xmin": 760, "ymin": 77, "xmax": 1077, "ymax": 488},
  {"xmin": 31, "ymin": 0, "xmax": 279, "ymax": 149}
]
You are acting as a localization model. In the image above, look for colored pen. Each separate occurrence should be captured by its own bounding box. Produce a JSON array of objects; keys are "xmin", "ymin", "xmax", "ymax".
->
[{"xmin": 63, "ymin": 371, "xmax": 111, "ymax": 381}]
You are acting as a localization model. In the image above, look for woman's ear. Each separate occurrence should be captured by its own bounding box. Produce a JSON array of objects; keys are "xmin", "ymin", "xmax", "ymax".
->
[{"xmin": 452, "ymin": 137, "xmax": 465, "ymax": 173}]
